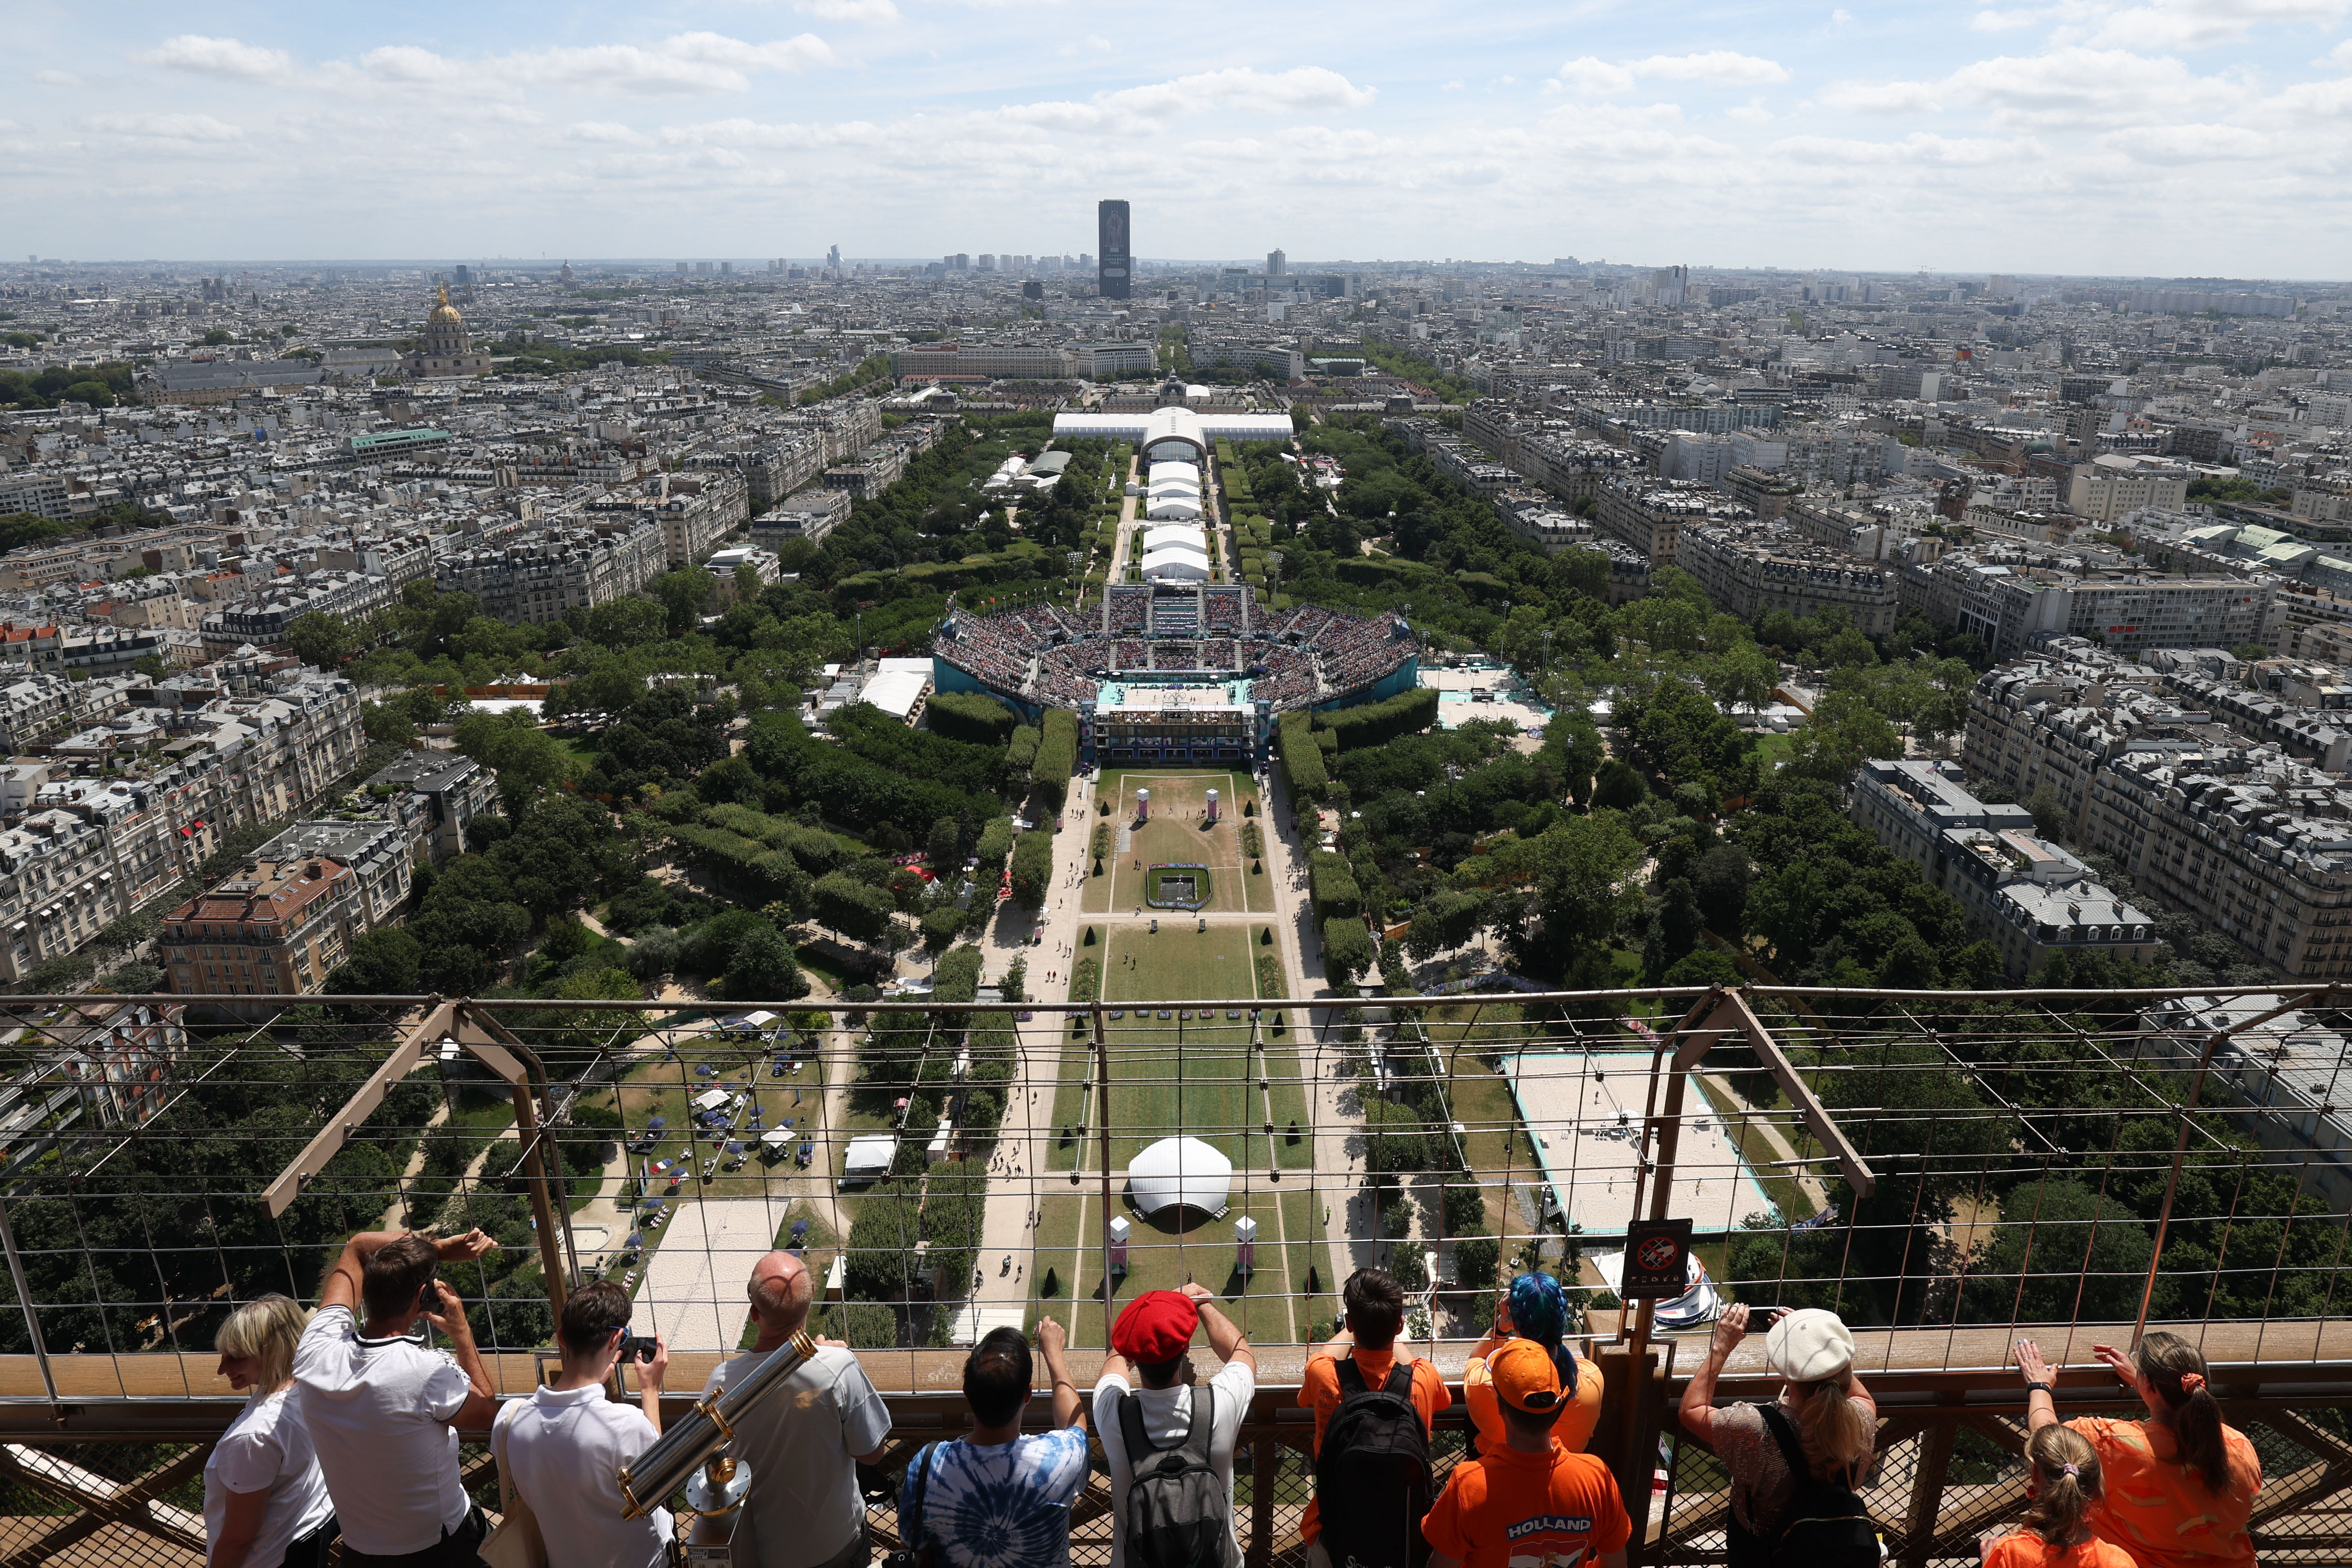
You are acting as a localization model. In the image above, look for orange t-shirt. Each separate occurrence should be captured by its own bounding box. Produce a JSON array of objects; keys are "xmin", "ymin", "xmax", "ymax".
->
[
  {"xmin": 1983, "ymin": 1530, "xmax": 2140, "ymax": 1568},
  {"xmin": 1420, "ymin": 1440, "xmax": 1631, "ymax": 1568},
  {"xmin": 1297, "ymin": 1344, "xmax": 1452, "ymax": 1542},
  {"xmin": 2066, "ymin": 1417, "xmax": 2262, "ymax": 1568},
  {"xmin": 1464, "ymin": 1332, "xmax": 1603, "ymax": 1456}
]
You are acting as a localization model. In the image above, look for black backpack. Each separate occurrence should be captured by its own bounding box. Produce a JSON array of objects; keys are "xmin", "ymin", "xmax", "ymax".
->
[
  {"xmin": 1313, "ymin": 1359, "xmax": 1434, "ymax": 1568},
  {"xmin": 1115, "ymin": 1385, "xmax": 1236, "ymax": 1568},
  {"xmin": 1756, "ymin": 1405, "xmax": 1879, "ymax": 1568}
]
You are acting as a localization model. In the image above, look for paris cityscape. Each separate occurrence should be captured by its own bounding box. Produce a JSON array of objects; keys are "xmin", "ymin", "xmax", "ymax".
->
[{"xmin": 0, "ymin": 5, "xmax": 2347, "ymax": 1568}]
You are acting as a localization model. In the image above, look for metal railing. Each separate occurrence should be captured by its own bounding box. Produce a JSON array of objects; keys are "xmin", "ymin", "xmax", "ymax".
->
[{"xmin": 0, "ymin": 981, "xmax": 2348, "ymax": 1562}]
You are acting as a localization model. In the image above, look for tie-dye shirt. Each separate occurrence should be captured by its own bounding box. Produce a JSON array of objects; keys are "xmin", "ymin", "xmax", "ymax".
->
[
  {"xmin": 899, "ymin": 1427, "xmax": 1092, "ymax": 1568},
  {"xmin": 2065, "ymin": 1417, "xmax": 2262, "ymax": 1568}
]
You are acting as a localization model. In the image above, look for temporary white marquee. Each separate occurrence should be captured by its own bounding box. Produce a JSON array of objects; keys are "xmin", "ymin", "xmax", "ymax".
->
[{"xmin": 1126, "ymin": 1135, "xmax": 1232, "ymax": 1218}]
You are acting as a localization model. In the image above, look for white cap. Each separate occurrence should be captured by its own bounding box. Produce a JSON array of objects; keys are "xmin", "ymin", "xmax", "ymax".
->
[{"xmin": 1766, "ymin": 1307, "xmax": 1855, "ymax": 1384}]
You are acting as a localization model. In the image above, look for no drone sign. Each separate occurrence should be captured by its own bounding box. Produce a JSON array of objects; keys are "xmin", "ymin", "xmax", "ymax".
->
[{"xmin": 1620, "ymin": 1218, "xmax": 1694, "ymax": 1300}]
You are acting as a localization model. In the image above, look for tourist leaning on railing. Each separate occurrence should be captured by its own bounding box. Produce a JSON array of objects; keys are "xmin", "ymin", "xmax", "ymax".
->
[
  {"xmin": 1677, "ymin": 1304, "xmax": 1878, "ymax": 1568},
  {"xmin": 1461, "ymin": 1272, "xmax": 1602, "ymax": 1457},
  {"xmin": 1420, "ymin": 1339, "xmax": 1630, "ymax": 1568},
  {"xmin": 2015, "ymin": 1332, "xmax": 2263, "ymax": 1568},
  {"xmin": 494, "ymin": 1280, "xmax": 672, "ymax": 1568},
  {"xmin": 207, "ymin": 1296, "xmax": 336, "ymax": 1568},
  {"xmin": 293, "ymin": 1227, "xmax": 501, "ymax": 1568}
]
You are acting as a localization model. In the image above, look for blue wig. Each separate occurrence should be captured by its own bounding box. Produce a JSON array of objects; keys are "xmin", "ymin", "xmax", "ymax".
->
[{"xmin": 1507, "ymin": 1272, "xmax": 1578, "ymax": 1394}]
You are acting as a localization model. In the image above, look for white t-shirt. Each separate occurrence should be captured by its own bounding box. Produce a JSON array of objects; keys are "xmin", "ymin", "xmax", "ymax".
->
[
  {"xmin": 291, "ymin": 1304, "xmax": 474, "ymax": 1556},
  {"xmin": 701, "ymin": 1343, "xmax": 892, "ymax": 1568},
  {"xmin": 1093, "ymin": 1362, "xmax": 1256, "ymax": 1568},
  {"xmin": 203, "ymin": 1387, "xmax": 335, "ymax": 1568},
  {"xmin": 497, "ymin": 1386, "xmax": 674, "ymax": 1568}
]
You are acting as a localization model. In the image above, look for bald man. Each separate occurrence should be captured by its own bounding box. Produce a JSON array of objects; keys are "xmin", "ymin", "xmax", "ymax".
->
[{"xmin": 699, "ymin": 1251, "xmax": 891, "ymax": 1568}]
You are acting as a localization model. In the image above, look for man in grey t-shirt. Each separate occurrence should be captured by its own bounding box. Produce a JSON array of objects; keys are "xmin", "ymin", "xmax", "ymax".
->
[{"xmin": 699, "ymin": 1251, "xmax": 891, "ymax": 1568}]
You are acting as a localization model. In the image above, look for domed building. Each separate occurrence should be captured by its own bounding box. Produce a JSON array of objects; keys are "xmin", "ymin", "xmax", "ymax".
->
[{"xmin": 408, "ymin": 285, "xmax": 492, "ymax": 378}]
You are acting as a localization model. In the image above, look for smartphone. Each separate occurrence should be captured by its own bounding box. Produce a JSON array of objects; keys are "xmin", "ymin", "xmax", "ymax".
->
[
  {"xmin": 1744, "ymin": 1306, "xmax": 1785, "ymax": 1335},
  {"xmin": 417, "ymin": 1263, "xmax": 440, "ymax": 1317},
  {"xmin": 617, "ymin": 1331, "xmax": 656, "ymax": 1364}
]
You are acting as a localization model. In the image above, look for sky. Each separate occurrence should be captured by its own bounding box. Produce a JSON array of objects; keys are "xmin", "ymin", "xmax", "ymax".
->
[{"xmin": 7, "ymin": 1, "xmax": 2352, "ymax": 278}]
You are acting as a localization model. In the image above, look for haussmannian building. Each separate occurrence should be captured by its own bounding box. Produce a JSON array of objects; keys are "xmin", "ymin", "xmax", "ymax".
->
[
  {"xmin": 432, "ymin": 516, "xmax": 664, "ymax": 626},
  {"xmin": 1680, "ymin": 520, "xmax": 1899, "ymax": 636}
]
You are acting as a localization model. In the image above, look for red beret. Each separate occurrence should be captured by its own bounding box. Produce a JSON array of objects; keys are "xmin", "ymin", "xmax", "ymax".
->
[{"xmin": 1113, "ymin": 1290, "xmax": 1199, "ymax": 1363}]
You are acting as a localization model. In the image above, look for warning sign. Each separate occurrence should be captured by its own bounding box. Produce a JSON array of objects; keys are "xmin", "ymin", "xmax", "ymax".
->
[{"xmin": 1619, "ymin": 1218, "xmax": 1694, "ymax": 1300}]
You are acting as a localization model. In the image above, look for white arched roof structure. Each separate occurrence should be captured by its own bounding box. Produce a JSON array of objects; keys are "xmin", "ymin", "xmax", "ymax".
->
[
  {"xmin": 1142, "ymin": 544, "xmax": 1211, "ymax": 581},
  {"xmin": 1148, "ymin": 460, "xmax": 1201, "ymax": 487},
  {"xmin": 1128, "ymin": 1136, "xmax": 1232, "ymax": 1217},
  {"xmin": 1143, "ymin": 523, "xmax": 1203, "ymax": 549},
  {"xmin": 1053, "ymin": 406, "xmax": 1296, "ymax": 455},
  {"xmin": 1145, "ymin": 495, "xmax": 1204, "ymax": 521}
]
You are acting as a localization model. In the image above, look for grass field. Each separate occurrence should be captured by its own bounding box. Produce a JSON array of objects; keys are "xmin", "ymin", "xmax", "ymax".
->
[
  {"xmin": 1028, "ymin": 1178, "xmax": 1331, "ymax": 1349},
  {"xmin": 1084, "ymin": 769, "xmax": 1267, "ymax": 915},
  {"xmin": 1045, "ymin": 922, "xmax": 1313, "ymax": 1173}
]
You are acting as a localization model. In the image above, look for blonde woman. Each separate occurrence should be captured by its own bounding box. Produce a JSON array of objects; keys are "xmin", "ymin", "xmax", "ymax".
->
[
  {"xmin": 1980, "ymin": 1426, "xmax": 2135, "ymax": 1568},
  {"xmin": 1678, "ymin": 1304, "xmax": 1878, "ymax": 1568},
  {"xmin": 208, "ymin": 1296, "xmax": 336, "ymax": 1568}
]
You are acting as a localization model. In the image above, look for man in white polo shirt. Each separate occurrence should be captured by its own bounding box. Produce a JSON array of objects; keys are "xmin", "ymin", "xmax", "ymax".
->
[
  {"xmin": 293, "ymin": 1227, "xmax": 500, "ymax": 1567},
  {"xmin": 699, "ymin": 1250, "xmax": 891, "ymax": 1568},
  {"xmin": 497, "ymin": 1279, "xmax": 673, "ymax": 1568}
]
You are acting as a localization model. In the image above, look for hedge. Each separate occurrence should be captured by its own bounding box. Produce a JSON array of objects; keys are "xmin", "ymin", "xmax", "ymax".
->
[
  {"xmin": 973, "ymin": 815, "xmax": 1016, "ymax": 876},
  {"xmin": 1277, "ymin": 712, "xmax": 1326, "ymax": 803},
  {"xmin": 1308, "ymin": 851, "xmax": 1362, "ymax": 922},
  {"xmin": 927, "ymin": 690, "xmax": 1019, "ymax": 747},
  {"xmin": 1006, "ymin": 725, "xmax": 1041, "ymax": 774},
  {"xmin": 1321, "ymin": 916, "xmax": 1377, "ymax": 985},
  {"xmin": 1315, "ymin": 686, "xmax": 1441, "ymax": 751},
  {"xmin": 1255, "ymin": 951, "xmax": 1285, "ymax": 999},
  {"xmin": 932, "ymin": 943, "xmax": 985, "ymax": 1004},
  {"xmin": 1009, "ymin": 829, "xmax": 1054, "ymax": 909},
  {"xmin": 1032, "ymin": 710, "xmax": 1079, "ymax": 809}
]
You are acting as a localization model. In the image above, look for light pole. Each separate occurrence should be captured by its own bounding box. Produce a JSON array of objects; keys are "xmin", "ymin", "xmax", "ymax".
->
[
  {"xmin": 1266, "ymin": 549, "xmax": 1284, "ymax": 610},
  {"xmin": 1066, "ymin": 548, "xmax": 1084, "ymax": 604}
]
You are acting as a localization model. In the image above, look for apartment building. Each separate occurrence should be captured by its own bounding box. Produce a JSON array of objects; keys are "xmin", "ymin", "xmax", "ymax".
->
[
  {"xmin": 433, "ymin": 516, "xmax": 664, "ymax": 625},
  {"xmin": 1899, "ymin": 544, "xmax": 2274, "ymax": 659},
  {"xmin": 2083, "ymin": 748, "xmax": 2352, "ymax": 978},
  {"xmin": 1849, "ymin": 758, "xmax": 2161, "ymax": 977},
  {"xmin": 588, "ymin": 471, "xmax": 748, "ymax": 568},
  {"xmin": 751, "ymin": 489, "xmax": 851, "ymax": 547},
  {"xmin": 2070, "ymin": 455, "xmax": 2192, "ymax": 522},
  {"xmin": 742, "ymin": 433, "xmax": 831, "ymax": 509},
  {"xmin": 890, "ymin": 344, "xmax": 1072, "ymax": 381},
  {"xmin": 1592, "ymin": 479, "xmax": 1752, "ymax": 569},
  {"xmin": 363, "ymin": 751, "xmax": 498, "ymax": 868},
  {"xmin": 198, "ymin": 570, "xmax": 397, "ymax": 657},
  {"xmin": 1680, "ymin": 520, "xmax": 1899, "ymax": 635},
  {"xmin": 161, "ymin": 821, "xmax": 408, "ymax": 1012}
]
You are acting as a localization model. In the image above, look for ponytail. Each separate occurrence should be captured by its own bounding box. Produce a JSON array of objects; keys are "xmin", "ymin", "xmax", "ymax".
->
[
  {"xmin": 1794, "ymin": 1372, "xmax": 1874, "ymax": 1484},
  {"xmin": 2022, "ymin": 1425, "xmax": 2100, "ymax": 1547},
  {"xmin": 1505, "ymin": 1271, "xmax": 1580, "ymax": 1396},
  {"xmin": 2136, "ymin": 1331, "xmax": 2235, "ymax": 1496}
]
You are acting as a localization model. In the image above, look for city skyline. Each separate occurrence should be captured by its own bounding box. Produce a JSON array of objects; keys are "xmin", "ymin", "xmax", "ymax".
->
[{"xmin": 10, "ymin": 1, "xmax": 2352, "ymax": 274}]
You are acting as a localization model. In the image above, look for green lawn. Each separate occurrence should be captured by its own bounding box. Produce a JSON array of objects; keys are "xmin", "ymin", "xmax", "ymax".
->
[
  {"xmin": 1043, "ymin": 922, "xmax": 1311, "ymax": 1172},
  {"xmin": 1030, "ymin": 1182, "xmax": 1315, "ymax": 1349},
  {"xmin": 1085, "ymin": 769, "xmax": 1266, "ymax": 915}
]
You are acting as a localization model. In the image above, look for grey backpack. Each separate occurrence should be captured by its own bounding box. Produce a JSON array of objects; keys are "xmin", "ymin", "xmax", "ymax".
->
[{"xmin": 1114, "ymin": 1386, "xmax": 1236, "ymax": 1568}]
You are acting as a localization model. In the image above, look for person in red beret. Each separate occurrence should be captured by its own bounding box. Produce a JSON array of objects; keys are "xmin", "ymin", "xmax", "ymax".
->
[
  {"xmin": 1421, "ymin": 1340, "xmax": 1630, "ymax": 1568},
  {"xmin": 1093, "ymin": 1284, "xmax": 1257, "ymax": 1568}
]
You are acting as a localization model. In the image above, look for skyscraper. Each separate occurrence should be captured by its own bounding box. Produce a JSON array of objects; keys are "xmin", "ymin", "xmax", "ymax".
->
[
  {"xmin": 1266, "ymin": 248, "xmax": 1286, "ymax": 277},
  {"xmin": 1098, "ymin": 199, "xmax": 1131, "ymax": 301}
]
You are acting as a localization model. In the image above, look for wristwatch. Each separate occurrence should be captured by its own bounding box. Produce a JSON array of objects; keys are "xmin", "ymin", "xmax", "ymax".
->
[{"xmin": 2024, "ymin": 1381, "xmax": 2053, "ymax": 1395}]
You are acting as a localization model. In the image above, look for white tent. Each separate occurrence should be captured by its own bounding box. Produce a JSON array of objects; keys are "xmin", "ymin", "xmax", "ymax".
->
[
  {"xmin": 1126, "ymin": 1136, "xmax": 1233, "ymax": 1218},
  {"xmin": 841, "ymin": 1133, "xmax": 897, "ymax": 1185}
]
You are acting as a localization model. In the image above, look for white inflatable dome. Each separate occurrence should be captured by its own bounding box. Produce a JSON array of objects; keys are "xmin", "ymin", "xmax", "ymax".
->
[{"xmin": 1127, "ymin": 1136, "xmax": 1232, "ymax": 1218}]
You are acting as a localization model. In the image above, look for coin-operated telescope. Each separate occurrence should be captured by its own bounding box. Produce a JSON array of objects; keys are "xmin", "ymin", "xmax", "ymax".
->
[{"xmin": 618, "ymin": 1329, "xmax": 818, "ymax": 1566}]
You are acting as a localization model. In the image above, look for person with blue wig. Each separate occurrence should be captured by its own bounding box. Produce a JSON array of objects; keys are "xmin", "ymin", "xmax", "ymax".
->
[{"xmin": 1463, "ymin": 1271, "xmax": 1604, "ymax": 1454}]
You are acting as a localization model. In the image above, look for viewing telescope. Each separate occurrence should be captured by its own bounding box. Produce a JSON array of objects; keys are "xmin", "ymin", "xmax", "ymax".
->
[{"xmin": 618, "ymin": 1328, "xmax": 818, "ymax": 1566}]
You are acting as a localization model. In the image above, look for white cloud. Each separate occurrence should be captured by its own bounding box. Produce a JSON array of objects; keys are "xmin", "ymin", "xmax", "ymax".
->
[
  {"xmin": 2100, "ymin": 121, "xmax": 2274, "ymax": 158},
  {"xmin": 353, "ymin": 33, "xmax": 835, "ymax": 98},
  {"xmin": 565, "ymin": 120, "xmax": 651, "ymax": 144},
  {"xmin": 1820, "ymin": 78, "xmax": 1944, "ymax": 112},
  {"xmin": 1555, "ymin": 56, "xmax": 1635, "ymax": 93},
  {"xmin": 1440, "ymin": 78, "xmax": 1464, "ymax": 90},
  {"xmin": 2320, "ymin": 35, "xmax": 2352, "ymax": 62},
  {"xmin": 1970, "ymin": 8, "xmax": 2042, "ymax": 29},
  {"xmin": 32, "ymin": 69, "xmax": 82, "ymax": 86},
  {"xmin": 1101, "ymin": 66, "xmax": 1375, "ymax": 117},
  {"xmin": 1831, "ymin": 8, "xmax": 1854, "ymax": 21},
  {"xmin": 1937, "ymin": 47, "xmax": 2244, "ymax": 128},
  {"xmin": 137, "ymin": 35, "xmax": 293, "ymax": 81},
  {"xmin": 797, "ymin": 0, "xmax": 900, "ymax": 17},
  {"xmin": 2084, "ymin": 0, "xmax": 2352, "ymax": 49},
  {"xmin": 1726, "ymin": 100, "xmax": 1775, "ymax": 123},
  {"xmin": 1630, "ymin": 51, "xmax": 1789, "ymax": 85},
  {"xmin": 82, "ymin": 111, "xmax": 246, "ymax": 141}
]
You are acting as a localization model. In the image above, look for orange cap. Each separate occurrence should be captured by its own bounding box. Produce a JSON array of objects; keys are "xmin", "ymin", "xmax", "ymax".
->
[{"xmin": 1490, "ymin": 1338, "xmax": 1564, "ymax": 1415}]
